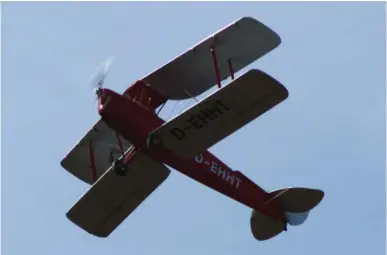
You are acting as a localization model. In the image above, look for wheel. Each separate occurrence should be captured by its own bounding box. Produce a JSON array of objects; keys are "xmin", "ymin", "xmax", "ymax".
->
[
  {"xmin": 146, "ymin": 133, "xmax": 163, "ymax": 148},
  {"xmin": 112, "ymin": 159, "xmax": 129, "ymax": 176}
]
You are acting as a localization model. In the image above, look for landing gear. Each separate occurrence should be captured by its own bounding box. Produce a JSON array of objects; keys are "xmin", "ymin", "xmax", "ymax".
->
[
  {"xmin": 146, "ymin": 133, "xmax": 163, "ymax": 148},
  {"xmin": 282, "ymin": 217, "xmax": 288, "ymax": 231},
  {"xmin": 112, "ymin": 159, "xmax": 129, "ymax": 176}
]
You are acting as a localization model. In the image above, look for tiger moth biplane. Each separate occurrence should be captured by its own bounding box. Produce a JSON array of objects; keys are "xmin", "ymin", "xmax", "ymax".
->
[{"xmin": 61, "ymin": 17, "xmax": 324, "ymax": 241}]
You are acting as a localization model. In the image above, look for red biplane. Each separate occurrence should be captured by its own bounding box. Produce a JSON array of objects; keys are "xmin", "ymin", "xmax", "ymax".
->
[{"xmin": 61, "ymin": 17, "xmax": 324, "ymax": 241}]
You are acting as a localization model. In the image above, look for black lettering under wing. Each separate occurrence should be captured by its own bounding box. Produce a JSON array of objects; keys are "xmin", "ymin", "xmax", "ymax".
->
[{"xmin": 150, "ymin": 69, "xmax": 289, "ymax": 159}]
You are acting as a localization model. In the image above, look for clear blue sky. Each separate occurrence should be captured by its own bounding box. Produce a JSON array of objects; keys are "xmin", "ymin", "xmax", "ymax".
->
[{"xmin": 2, "ymin": 2, "xmax": 386, "ymax": 255}]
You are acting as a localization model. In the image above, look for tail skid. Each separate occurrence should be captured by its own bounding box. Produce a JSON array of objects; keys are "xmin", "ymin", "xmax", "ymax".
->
[{"xmin": 250, "ymin": 187, "xmax": 324, "ymax": 241}]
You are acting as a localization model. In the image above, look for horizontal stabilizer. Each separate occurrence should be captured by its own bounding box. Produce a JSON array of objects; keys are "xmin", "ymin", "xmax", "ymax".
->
[
  {"xmin": 66, "ymin": 152, "xmax": 170, "ymax": 237},
  {"xmin": 268, "ymin": 187, "xmax": 324, "ymax": 213},
  {"xmin": 149, "ymin": 69, "xmax": 288, "ymax": 159},
  {"xmin": 250, "ymin": 210, "xmax": 286, "ymax": 241},
  {"xmin": 250, "ymin": 187, "xmax": 324, "ymax": 241}
]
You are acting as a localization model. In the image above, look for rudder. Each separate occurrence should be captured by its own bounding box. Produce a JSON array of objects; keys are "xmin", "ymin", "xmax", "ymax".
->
[{"xmin": 250, "ymin": 187, "xmax": 324, "ymax": 241}]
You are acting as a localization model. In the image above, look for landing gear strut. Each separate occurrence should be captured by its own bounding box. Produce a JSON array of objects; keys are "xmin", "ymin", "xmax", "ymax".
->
[{"xmin": 112, "ymin": 159, "xmax": 129, "ymax": 176}]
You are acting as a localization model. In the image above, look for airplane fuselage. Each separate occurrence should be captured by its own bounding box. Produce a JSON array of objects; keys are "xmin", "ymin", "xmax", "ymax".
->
[{"xmin": 98, "ymin": 88, "xmax": 284, "ymax": 221}]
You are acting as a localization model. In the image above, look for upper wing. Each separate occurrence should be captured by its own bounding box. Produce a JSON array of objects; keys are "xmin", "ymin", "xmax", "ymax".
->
[
  {"xmin": 142, "ymin": 17, "xmax": 281, "ymax": 100},
  {"xmin": 149, "ymin": 69, "xmax": 289, "ymax": 159},
  {"xmin": 66, "ymin": 151, "xmax": 170, "ymax": 237},
  {"xmin": 61, "ymin": 119, "xmax": 132, "ymax": 185}
]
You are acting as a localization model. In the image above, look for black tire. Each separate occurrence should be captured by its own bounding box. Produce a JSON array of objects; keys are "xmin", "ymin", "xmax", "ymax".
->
[{"xmin": 112, "ymin": 159, "xmax": 128, "ymax": 176}]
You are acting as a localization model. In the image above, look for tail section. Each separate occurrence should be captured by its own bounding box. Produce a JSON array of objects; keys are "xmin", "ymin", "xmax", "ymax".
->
[
  {"xmin": 284, "ymin": 211, "xmax": 309, "ymax": 226},
  {"xmin": 250, "ymin": 210, "xmax": 286, "ymax": 241},
  {"xmin": 250, "ymin": 187, "xmax": 324, "ymax": 241}
]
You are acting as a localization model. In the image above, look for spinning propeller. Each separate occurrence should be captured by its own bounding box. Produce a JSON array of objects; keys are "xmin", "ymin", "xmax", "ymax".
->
[{"xmin": 89, "ymin": 56, "xmax": 115, "ymax": 98}]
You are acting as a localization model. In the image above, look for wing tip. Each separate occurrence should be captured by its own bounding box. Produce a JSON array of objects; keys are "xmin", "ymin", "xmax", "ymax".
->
[
  {"xmin": 248, "ymin": 69, "xmax": 289, "ymax": 100},
  {"xmin": 60, "ymin": 156, "xmax": 94, "ymax": 185},
  {"xmin": 238, "ymin": 16, "xmax": 282, "ymax": 47},
  {"xmin": 66, "ymin": 211, "xmax": 111, "ymax": 238}
]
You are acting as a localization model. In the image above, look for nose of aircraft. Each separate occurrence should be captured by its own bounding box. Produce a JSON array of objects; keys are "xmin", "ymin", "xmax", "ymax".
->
[{"xmin": 97, "ymin": 88, "xmax": 113, "ymax": 113}]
